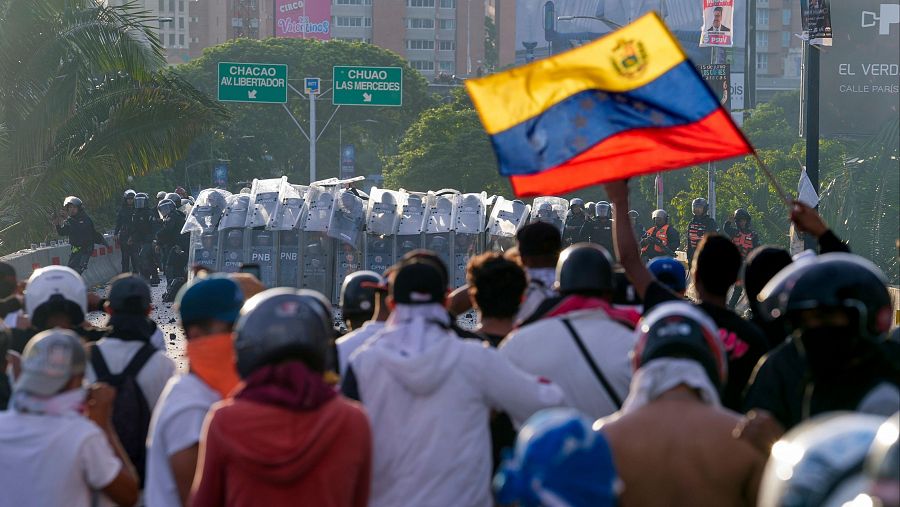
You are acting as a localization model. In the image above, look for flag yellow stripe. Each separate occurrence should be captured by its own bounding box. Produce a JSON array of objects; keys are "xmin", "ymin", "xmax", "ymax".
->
[{"xmin": 465, "ymin": 12, "xmax": 687, "ymax": 135}]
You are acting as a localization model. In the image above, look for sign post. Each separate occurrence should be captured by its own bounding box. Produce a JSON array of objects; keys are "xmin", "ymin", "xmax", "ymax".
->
[
  {"xmin": 333, "ymin": 66, "xmax": 403, "ymax": 107},
  {"xmin": 217, "ymin": 62, "xmax": 288, "ymax": 103}
]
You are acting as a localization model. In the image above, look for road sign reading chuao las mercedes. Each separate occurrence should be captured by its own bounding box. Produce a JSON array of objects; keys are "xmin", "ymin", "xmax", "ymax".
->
[
  {"xmin": 333, "ymin": 66, "xmax": 402, "ymax": 107},
  {"xmin": 218, "ymin": 62, "xmax": 288, "ymax": 104}
]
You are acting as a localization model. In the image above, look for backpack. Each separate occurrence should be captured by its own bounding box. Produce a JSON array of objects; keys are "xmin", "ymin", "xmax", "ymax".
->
[{"xmin": 90, "ymin": 343, "xmax": 156, "ymax": 485}]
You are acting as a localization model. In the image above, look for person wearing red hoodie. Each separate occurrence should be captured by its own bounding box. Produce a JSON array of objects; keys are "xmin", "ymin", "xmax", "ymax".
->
[{"xmin": 191, "ymin": 288, "xmax": 371, "ymax": 507}]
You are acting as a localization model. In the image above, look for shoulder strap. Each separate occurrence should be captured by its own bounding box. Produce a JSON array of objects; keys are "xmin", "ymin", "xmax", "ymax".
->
[
  {"xmin": 561, "ymin": 318, "xmax": 623, "ymax": 408},
  {"xmin": 89, "ymin": 345, "xmax": 112, "ymax": 379},
  {"xmin": 122, "ymin": 343, "xmax": 157, "ymax": 378}
]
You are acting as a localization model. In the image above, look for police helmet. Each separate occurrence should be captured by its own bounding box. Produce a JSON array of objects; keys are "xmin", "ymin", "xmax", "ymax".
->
[
  {"xmin": 123, "ymin": 189, "xmax": 136, "ymax": 200},
  {"xmin": 156, "ymin": 191, "xmax": 167, "ymax": 201},
  {"xmin": 733, "ymin": 208, "xmax": 751, "ymax": 223},
  {"xmin": 647, "ymin": 257, "xmax": 687, "ymax": 293},
  {"xmin": 63, "ymin": 196, "xmax": 83, "ymax": 208},
  {"xmin": 340, "ymin": 270, "xmax": 385, "ymax": 318},
  {"xmin": 233, "ymin": 288, "xmax": 333, "ymax": 377},
  {"xmin": 595, "ymin": 201, "xmax": 612, "ymax": 219},
  {"xmin": 651, "ymin": 209, "xmax": 668, "ymax": 222},
  {"xmin": 226, "ymin": 229, "xmax": 243, "ymax": 246},
  {"xmin": 165, "ymin": 192, "xmax": 182, "ymax": 209},
  {"xmin": 758, "ymin": 253, "xmax": 892, "ymax": 341},
  {"xmin": 537, "ymin": 202, "xmax": 554, "ymax": 218},
  {"xmin": 757, "ymin": 412, "xmax": 884, "ymax": 507},
  {"xmin": 692, "ymin": 197, "xmax": 708, "ymax": 216},
  {"xmin": 556, "ymin": 243, "xmax": 614, "ymax": 295},
  {"xmin": 157, "ymin": 199, "xmax": 176, "ymax": 219},
  {"xmin": 134, "ymin": 193, "xmax": 148, "ymax": 209},
  {"xmin": 628, "ymin": 210, "xmax": 640, "ymax": 220},
  {"xmin": 633, "ymin": 301, "xmax": 727, "ymax": 389},
  {"xmin": 570, "ymin": 198, "xmax": 584, "ymax": 209},
  {"xmin": 494, "ymin": 408, "xmax": 619, "ymax": 507}
]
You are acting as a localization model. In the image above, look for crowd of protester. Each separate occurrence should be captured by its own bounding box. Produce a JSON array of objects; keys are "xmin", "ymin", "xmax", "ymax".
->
[{"xmin": 0, "ymin": 178, "xmax": 897, "ymax": 507}]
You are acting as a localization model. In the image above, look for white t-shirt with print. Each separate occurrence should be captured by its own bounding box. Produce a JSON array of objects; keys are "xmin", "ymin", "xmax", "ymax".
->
[
  {"xmin": 144, "ymin": 373, "xmax": 220, "ymax": 507},
  {"xmin": 0, "ymin": 411, "xmax": 122, "ymax": 507}
]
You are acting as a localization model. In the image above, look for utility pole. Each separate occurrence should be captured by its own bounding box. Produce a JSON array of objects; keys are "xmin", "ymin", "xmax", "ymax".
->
[
  {"xmin": 746, "ymin": 0, "xmax": 757, "ymax": 110},
  {"xmin": 804, "ymin": 42, "xmax": 820, "ymax": 198},
  {"xmin": 309, "ymin": 92, "xmax": 317, "ymax": 183}
]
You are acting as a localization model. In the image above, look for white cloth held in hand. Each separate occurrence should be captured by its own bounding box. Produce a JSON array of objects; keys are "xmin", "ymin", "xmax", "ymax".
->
[{"xmin": 620, "ymin": 358, "xmax": 720, "ymax": 415}]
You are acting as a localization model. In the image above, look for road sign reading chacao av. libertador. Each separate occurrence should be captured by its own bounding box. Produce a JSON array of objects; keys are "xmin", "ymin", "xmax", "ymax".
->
[
  {"xmin": 218, "ymin": 62, "xmax": 288, "ymax": 104},
  {"xmin": 333, "ymin": 66, "xmax": 402, "ymax": 107}
]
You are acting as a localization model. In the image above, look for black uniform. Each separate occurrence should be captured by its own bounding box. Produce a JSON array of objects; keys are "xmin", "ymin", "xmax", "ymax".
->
[
  {"xmin": 131, "ymin": 207, "xmax": 157, "ymax": 282},
  {"xmin": 562, "ymin": 212, "xmax": 588, "ymax": 246},
  {"xmin": 114, "ymin": 203, "xmax": 135, "ymax": 272},
  {"xmin": 686, "ymin": 215, "xmax": 718, "ymax": 263},
  {"xmin": 587, "ymin": 218, "xmax": 616, "ymax": 261},
  {"xmin": 56, "ymin": 209, "xmax": 102, "ymax": 274},
  {"xmin": 156, "ymin": 209, "xmax": 189, "ymax": 299}
]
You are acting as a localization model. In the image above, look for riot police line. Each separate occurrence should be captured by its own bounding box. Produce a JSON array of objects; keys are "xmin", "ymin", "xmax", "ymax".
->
[{"xmin": 181, "ymin": 176, "xmax": 582, "ymax": 304}]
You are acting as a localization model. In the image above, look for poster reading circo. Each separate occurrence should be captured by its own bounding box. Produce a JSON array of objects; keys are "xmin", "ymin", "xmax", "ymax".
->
[
  {"xmin": 276, "ymin": 0, "xmax": 331, "ymax": 40},
  {"xmin": 699, "ymin": 0, "xmax": 734, "ymax": 47}
]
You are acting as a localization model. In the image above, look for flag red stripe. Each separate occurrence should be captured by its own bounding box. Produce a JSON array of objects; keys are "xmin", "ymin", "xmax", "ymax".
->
[{"xmin": 509, "ymin": 108, "xmax": 751, "ymax": 197}]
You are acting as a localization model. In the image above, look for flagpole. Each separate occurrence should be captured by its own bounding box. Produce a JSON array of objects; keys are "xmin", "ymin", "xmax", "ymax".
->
[{"xmin": 751, "ymin": 150, "xmax": 791, "ymax": 207}]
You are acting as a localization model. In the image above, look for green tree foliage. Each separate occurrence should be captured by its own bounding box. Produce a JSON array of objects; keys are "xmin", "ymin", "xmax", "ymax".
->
[
  {"xmin": 0, "ymin": 0, "xmax": 226, "ymax": 250},
  {"xmin": 383, "ymin": 90, "xmax": 510, "ymax": 195},
  {"xmin": 484, "ymin": 16, "xmax": 498, "ymax": 72},
  {"xmin": 173, "ymin": 38, "xmax": 435, "ymax": 190}
]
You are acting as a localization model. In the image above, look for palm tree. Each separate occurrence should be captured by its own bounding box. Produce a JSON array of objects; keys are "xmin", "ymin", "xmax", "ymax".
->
[{"xmin": 0, "ymin": 0, "xmax": 227, "ymax": 250}]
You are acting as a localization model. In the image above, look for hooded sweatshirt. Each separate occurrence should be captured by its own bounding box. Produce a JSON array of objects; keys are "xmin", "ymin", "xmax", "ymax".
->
[
  {"xmin": 191, "ymin": 365, "xmax": 371, "ymax": 507},
  {"xmin": 345, "ymin": 303, "xmax": 565, "ymax": 507}
]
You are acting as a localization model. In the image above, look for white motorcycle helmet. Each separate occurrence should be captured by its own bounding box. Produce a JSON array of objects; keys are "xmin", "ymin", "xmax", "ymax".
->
[{"xmin": 25, "ymin": 266, "xmax": 88, "ymax": 327}]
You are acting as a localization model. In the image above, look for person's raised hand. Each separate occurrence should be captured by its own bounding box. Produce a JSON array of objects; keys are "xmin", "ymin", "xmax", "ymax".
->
[
  {"xmin": 790, "ymin": 200, "xmax": 828, "ymax": 238},
  {"xmin": 603, "ymin": 179, "xmax": 630, "ymax": 205}
]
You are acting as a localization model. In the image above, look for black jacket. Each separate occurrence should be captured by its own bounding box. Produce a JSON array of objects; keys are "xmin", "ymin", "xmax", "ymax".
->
[
  {"xmin": 56, "ymin": 210, "xmax": 101, "ymax": 250},
  {"xmin": 155, "ymin": 210, "xmax": 189, "ymax": 251},
  {"xmin": 115, "ymin": 206, "xmax": 135, "ymax": 240},
  {"xmin": 130, "ymin": 208, "xmax": 156, "ymax": 243},
  {"xmin": 743, "ymin": 338, "xmax": 900, "ymax": 430}
]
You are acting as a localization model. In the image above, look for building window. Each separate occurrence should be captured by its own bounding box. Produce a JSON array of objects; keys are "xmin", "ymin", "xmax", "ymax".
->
[
  {"xmin": 365, "ymin": 17, "xmax": 372, "ymax": 27},
  {"xmin": 169, "ymin": 33, "xmax": 176, "ymax": 46},
  {"xmin": 756, "ymin": 31, "xmax": 768, "ymax": 50},
  {"xmin": 440, "ymin": 0, "xmax": 455, "ymax": 8},
  {"xmin": 179, "ymin": 34, "xmax": 185, "ymax": 46},
  {"xmin": 407, "ymin": 39, "xmax": 435, "ymax": 50},
  {"xmin": 179, "ymin": 17, "xmax": 184, "ymax": 28},
  {"xmin": 335, "ymin": 16, "xmax": 364, "ymax": 27},
  {"xmin": 335, "ymin": 0, "xmax": 372, "ymax": 4},
  {"xmin": 439, "ymin": 18, "xmax": 455, "ymax": 30},
  {"xmin": 782, "ymin": 31, "xmax": 791, "ymax": 47},
  {"xmin": 438, "ymin": 60, "xmax": 454, "ymax": 72},
  {"xmin": 410, "ymin": 60, "xmax": 435, "ymax": 71},
  {"xmin": 407, "ymin": 0, "xmax": 435, "ymax": 6},
  {"xmin": 782, "ymin": 8, "xmax": 791, "ymax": 25},
  {"xmin": 159, "ymin": 0, "xmax": 164, "ymax": 11},
  {"xmin": 191, "ymin": 36, "xmax": 199, "ymax": 43},
  {"xmin": 756, "ymin": 53, "xmax": 768, "ymax": 72},
  {"xmin": 438, "ymin": 40, "xmax": 455, "ymax": 51},
  {"xmin": 407, "ymin": 18, "xmax": 435, "ymax": 29},
  {"xmin": 757, "ymin": 8, "xmax": 769, "ymax": 27},
  {"xmin": 178, "ymin": 0, "xmax": 184, "ymax": 11},
  {"xmin": 169, "ymin": 0, "xmax": 175, "ymax": 12}
]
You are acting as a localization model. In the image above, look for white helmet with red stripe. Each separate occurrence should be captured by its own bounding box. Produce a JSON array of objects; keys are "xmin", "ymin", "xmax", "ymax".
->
[{"xmin": 632, "ymin": 302, "xmax": 727, "ymax": 389}]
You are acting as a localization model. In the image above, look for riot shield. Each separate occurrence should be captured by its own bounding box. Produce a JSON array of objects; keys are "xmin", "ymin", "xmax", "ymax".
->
[
  {"xmin": 269, "ymin": 182, "xmax": 308, "ymax": 231},
  {"xmin": 487, "ymin": 197, "xmax": 531, "ymax": 252},
  {"xmin": 395, "ymin": 191, "xmax": 428, "ymax": 260},
  {"xmin": 248, "ymin": 228, "xmax": 277, "ymax": 287},
  {"xmin": 184, "ymin": 189, "xmax": 231, "ymax": 280},
  {"xmin": 364, "ymin": 188, "xmax": 401, "ymax": 274},
  {"xmin": 452, "ymin": 192, "xmax": 486, "ymax": 287},
  {"xmin": 328, "ymin": 190, "xmax": 366, "ymax": 303},
  {"xmin": 300, "ymin": 231, "xmax": 333, "ymax": 299},
  {"xmin": 304, "ymin": 185, "xmax": 335, "ymax": 233},
  {"xmin": 425, "ymin": 191, "xmax": 458, "ymax": 277},
  {"xmin": 216, "ymin": 194, "xmax": 250, "ymax": 273},
  {"xmin": 246, "ymin": 177, "xmax": 284, "ymax": 229},
  {"xmin": 530, "ymin": 196, "xmax": 569, "ymax": 236},
  {"xmin": 276, "ymin": 229, "xmax": 301, "ymax": 287}
]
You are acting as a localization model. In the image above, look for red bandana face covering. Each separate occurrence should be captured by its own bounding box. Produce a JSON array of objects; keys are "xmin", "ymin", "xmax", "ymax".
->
[{"xmin": 187, "ymin": 333, "xmax": 241, "ymax": 398}]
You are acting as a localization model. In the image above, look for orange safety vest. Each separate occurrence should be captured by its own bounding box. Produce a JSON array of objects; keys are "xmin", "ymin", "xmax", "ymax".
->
[{"xmin": 641, "ymin": 224, "xmax": 669, "ymax": 254}]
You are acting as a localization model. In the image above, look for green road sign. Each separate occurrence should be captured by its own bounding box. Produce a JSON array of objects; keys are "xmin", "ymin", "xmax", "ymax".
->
[
  {"xmin": 218, "ymin": 62, "xmax": 288, "ymax": 104},
  {"xmin": 333, "ymin": 66, "xmax": 402, "ymax": 107}
]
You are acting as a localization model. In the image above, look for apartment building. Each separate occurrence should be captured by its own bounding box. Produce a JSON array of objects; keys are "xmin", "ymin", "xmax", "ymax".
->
[{"xmin": 754, "ymin": 0, "xmax": 804, "ymax": 99}]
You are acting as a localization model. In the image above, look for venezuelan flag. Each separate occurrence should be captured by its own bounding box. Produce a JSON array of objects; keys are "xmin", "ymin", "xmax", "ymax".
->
[{"xmin": 465, "ymin": 13, "xmax": 752, "ymax": 197}]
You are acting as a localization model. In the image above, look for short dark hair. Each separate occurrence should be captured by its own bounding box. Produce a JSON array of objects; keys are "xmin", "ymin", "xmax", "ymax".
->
[
  {"xmin": 516, "ymin": 222, "xmax": 562, "ymax": 267},
  {"xmin": 467, "ymin": 253, "xmax": 527, "ymax": 319},
  {"xmin": 713, "ymin": 6, "xmax": 723, "ymax": 12},
  {"xmin": 695, "ymin": 234, "xmax": 741, "ymax": 297}
]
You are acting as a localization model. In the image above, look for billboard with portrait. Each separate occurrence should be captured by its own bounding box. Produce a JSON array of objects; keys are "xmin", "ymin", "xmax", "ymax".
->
[{"xmin": 699, "ymin": 0, "xmax": 734, "ymax": 47}]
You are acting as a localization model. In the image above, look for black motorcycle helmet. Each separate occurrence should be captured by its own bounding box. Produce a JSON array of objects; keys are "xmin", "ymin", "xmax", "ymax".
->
[
  {"xmin": 633, "ymin": 302, "xmax": 728, "ymax": 389},
  {"xmin": 692, "ymin": 197, "xmax": 708, "ymax": 217},
  {"xmin": 165, "ymin": 192, "xmax": 183, "ymax": 209},
  {"xmin": 233, "ymin": 288, "xmax": 333, "ymax": 377},
  {"xmin": 340, "ymin": 270, "xmax": 385, "ymax": 319},
  {"xmin": 556, "ymin": 243, "xmax": 615, "ymax": 296},
  {"xmin": 733, "ymin": 208, "xmax": 751, "ymax": 224},
  {"xmin": 758, "ymin": 253, "xmax": 892, "ymax": 341},
  {"xmin": 595, "ymin": 201, "xmax": 612, "ymax": 219}
]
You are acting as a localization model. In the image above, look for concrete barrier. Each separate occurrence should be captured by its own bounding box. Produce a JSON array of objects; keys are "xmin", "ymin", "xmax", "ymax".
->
[{"xmin": 1, "ymin": 233, "xmax": 121, "ymax": 288}]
